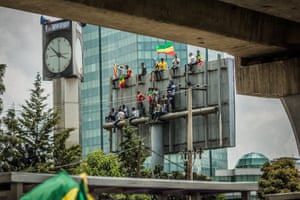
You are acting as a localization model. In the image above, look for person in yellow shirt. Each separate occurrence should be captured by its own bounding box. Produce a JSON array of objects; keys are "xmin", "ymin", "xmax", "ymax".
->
[
  {"xmin": 158, "ymin": 57, "xmax": 168, "ymax": 70},
  {"xmin": 156, "ymin": 58, "xmax": 168, "ymax": 80}
]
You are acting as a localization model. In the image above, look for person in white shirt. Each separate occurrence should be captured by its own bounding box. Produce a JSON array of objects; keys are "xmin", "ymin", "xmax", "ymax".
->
[
  {"xmin": 113, "ymin": 108, "xmax": 125, "ymax": 132},
  {"xmin": 188, "ymin": 52, "xmax": 197, "ymax": 72},
  {"xmin": 131, "ymin": 107, "xmax": 139, "ymax": 118},
  {"xmin": 171, "ymin": 54, "xmax": 180, "ymax": 76}
]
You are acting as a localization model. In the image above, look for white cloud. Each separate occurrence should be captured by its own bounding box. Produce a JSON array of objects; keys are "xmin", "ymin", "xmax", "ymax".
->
[{"xmin": 0, "ymin": 7, "xmax": 52, "ymax": 110}]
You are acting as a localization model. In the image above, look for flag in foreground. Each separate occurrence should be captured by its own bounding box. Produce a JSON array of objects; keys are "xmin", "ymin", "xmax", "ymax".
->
[
  {"xmin": 156, "ymin": 41, "xmax": 175, "ymax": 55},
  {"xmin": 20, "ymin": 171, "xmax": 94, "ymax": 200}
]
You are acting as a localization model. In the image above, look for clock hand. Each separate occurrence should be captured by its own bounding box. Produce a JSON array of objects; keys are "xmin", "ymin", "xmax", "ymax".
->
[
  {"xmin": 60, "ymin": 53, "xmax": 69, "ymax": 59},
  {"xmin": 52, "ymin": 47, "xmax": 67, "ymax": 59},
  {"xmin": 50, "ymin": 47, "xmax": 59, "ymax": 56}
]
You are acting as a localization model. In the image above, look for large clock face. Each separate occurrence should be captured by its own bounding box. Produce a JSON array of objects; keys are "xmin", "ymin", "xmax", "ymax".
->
[{"xmin": 45, "ymin": 36, "xmax": 72, "ymax": 73}]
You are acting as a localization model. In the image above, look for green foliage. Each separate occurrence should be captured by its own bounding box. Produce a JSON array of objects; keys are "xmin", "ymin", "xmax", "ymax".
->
[
  {"xmin": 0, "ymin": 108, "xmax": 25, "ymax": 172},
  {"xmin": 153, "ymin": 164, "xmax": 169, "ymax": 178},
  {"xmin": 119, "ymin": 123, "xmax": 149, "ymax": 177},
  {"xmin": 0, "ymin": 64, "xmax": 6, "ymax": 114},
  {"xmin": 53, "ymin": 128, "xmax": 81, "ymax": 173},
  {"xmin": 0, "ymin": 73, "xmax": 81, "ymax": 173},
  {"xmin": 16, "ymin": 73, "xmax": 55, "ymax": 171},
  {"xmin": 77, "ymin": 150, "xmax": 124, "ymax": 177},
  {"xmin": 76, "ymin": 123, "xmax": 153, "ymax": 200},
  {"xmin": 258, "ymin": 158, "xmax": 300, "ymax": 199},
  {"xmin": 75, "ymin": 150, "xmax": 126, "ymax": 200}
]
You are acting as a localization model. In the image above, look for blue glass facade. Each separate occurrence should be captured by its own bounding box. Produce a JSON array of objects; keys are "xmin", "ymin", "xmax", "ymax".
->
[
  {"xmin": 81, "ymin": 25, "xmax": 189, "ymax": 156},
  {"xmin": 81, "ymin": 25, "xmax": 228, "ymax": 175},
  {"xmin": 81, "ymin": 25, "xmax": 103, "ymax": 155},
  {"xmin": 144, "ymin": 148, "xmax": 228, "ymax": 176}
]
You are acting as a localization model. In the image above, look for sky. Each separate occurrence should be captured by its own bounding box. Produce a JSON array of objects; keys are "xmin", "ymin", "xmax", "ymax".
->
[{"xmin": 0, "ymin": 7, "xmax": 298, "ymax": 169}]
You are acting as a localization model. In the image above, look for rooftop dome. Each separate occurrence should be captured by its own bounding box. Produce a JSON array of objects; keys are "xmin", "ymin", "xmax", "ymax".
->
[{"xmin": 235, "ymin": 152, "xmax": 269, "ymax": 168}]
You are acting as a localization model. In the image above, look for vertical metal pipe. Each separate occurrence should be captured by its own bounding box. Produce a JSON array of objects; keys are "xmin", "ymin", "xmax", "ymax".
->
[
  {"xmin": 209, "ymin": 150, "xmax": 213, "ymax": 177},
  {"xmin": 98, "ymin": 27, "xmax": 104, "ymax": 150},
  {"xmin": 187, "ymin": 86, "xmax": 193, "ymax": 181},
  {"xmin": 204, "ymin": 48, "xmax": 209, "ymax": 149},
  {"xmin": 168, "ymin": 122, "xmax": 173, "ymax": 172},
  {"xmin": 205, "ymin": 48, "xmax": 209, "ymax": 105},
  {"xmin": 217, "ymin": 54, "xmax": 223, "ymax": 147},
  {"xmin": 109, "ymin": 77, "xmax": 113, "ymax": 152}
]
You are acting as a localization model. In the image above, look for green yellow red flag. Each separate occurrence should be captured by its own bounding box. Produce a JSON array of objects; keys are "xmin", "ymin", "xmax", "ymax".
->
[
  {"xmin": 119, "ymin": 74, "xmax": 126, "ymax": 88},
  {"xmin": 156, "ymin": 41, "xmax": 175, "ymax": 55}
]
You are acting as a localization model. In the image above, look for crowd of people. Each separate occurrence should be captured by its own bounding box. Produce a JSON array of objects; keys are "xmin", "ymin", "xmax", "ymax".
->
[
  {"xmin": 106, "ymin": 79, "xmax": 178, "ymax": 128},
  {"xmin": 112, "ymin": 50, "xmax": 204, "ymax": 88},
  {"xmin": 108, "ymin": 50, "xmax": 204, "ymax": 128}
]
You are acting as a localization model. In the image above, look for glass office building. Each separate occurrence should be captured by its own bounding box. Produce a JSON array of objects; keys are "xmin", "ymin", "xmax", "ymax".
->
[
  {"xmin": 214, "ymin": 152, "xmax": 269, "ymax": 199},
  {"xmin": 81, "ymin": 24, "xmax": 228, "ymax": 175}
]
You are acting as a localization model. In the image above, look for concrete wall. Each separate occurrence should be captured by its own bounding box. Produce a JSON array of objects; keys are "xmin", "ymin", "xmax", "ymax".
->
[{"xmin": 235, "ymin": 57, "xmax": 300, "ymax": 98}]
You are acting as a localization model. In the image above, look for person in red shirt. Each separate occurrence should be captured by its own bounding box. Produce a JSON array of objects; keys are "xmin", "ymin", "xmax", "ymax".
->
[
  {"xmin": 125, "ymin": 65, "xmax": 132, "ymax": 78},
  {"xmin": 136, "ymin": 91, "xmax": 146, "ymax": 116}
]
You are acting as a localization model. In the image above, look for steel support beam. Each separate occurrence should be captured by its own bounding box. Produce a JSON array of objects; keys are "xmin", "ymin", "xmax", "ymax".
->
[{"xmin": 103, "ymin": 106, "xmax": 218, "ymax": 130}]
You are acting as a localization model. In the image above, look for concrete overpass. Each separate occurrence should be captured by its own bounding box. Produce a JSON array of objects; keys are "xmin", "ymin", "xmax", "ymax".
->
[
  {"xmin": 0, "ymin": 1, "xmax": 299, "ymax": 149},
  {"xmin": 0, "ymin": 172, "xmax": 257, "ymax": 200}
]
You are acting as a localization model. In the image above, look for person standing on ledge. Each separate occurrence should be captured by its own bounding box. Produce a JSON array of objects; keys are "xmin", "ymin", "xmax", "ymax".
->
[
  {"xmin": 171, "ymin": 54, "xmax": 180, "ymax": 76},
  {"xmin": 125, "ymin": 65, "xmax": 132, "ymax": 78},
  {"xmin": 138, "ymin": 62, "xmax": 147, "ymax": 81}
]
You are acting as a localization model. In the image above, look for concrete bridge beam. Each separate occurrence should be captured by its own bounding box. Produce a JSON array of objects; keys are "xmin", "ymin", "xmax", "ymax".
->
[
  {"xmin": 281, "ymin": 95, "xmax": 300, "ymax": 153},
  {"xmin": 235, "ymin": 57, "xmax": 300, "ymax": 97},
  {"xmin": 0, "ymin": 0, "xmax": 299, "ymax": 60}
]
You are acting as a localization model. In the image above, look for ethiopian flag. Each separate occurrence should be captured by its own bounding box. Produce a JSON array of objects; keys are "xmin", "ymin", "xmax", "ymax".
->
[
  {"xmin": 119, "ymin": 74, "xmax": 126, "ymax": 88},
  {"xmin": 156, "ymin": 41, "xmax": 175, "ymax": 55},
  {"xmin": 20, "ymin": 171, "xmax": 94, "ymax": 200}
]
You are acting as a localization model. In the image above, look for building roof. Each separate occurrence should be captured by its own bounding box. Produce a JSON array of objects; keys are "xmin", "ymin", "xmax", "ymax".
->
[{"xmin": 235, "ymin": 152, "xmax": 269, "ymax": 169}]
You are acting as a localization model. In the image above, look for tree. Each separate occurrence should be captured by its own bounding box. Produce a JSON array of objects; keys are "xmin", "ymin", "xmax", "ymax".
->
[
  {"xmin": 76, "ymin": 150, "xmax": 125, "ymax": 200},
  {"xmin": 0, "ymin": 73, "xmax": 81, "ymax": 173},
  {"xmin": 258, "ymin": 158, "xmax": 300, "ymax": 199},
  {"xmin": 0, "ymin": 64, "xmax": 5, "ymax": 114},
  {"xmin": 0, "ymin": 65, "xmax": 24, "ymax": 172},
  {"xmin": 118, "ymin": 123, "xmax": 148, "ymax": 177},
  {"xmin": 0, "ymin": 108, "xmax": 25, "ymax": 172},
  {"xmin": 17, "ymin": 73, "xmax": 55, "ymax": 171},
  {"xmin": 77, "ymin": 150, "xmax": 124, "ymax": 177},
  {"xmin": 53, "ymin": 128, "xmax": 81, "ymax": 173}
]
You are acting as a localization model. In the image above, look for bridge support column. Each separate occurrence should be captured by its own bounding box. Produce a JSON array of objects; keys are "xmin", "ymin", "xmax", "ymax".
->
[
  {"xmin": 10, "ymin": 183, "xmax": 23, "ymax": 200},
  {"xmin": 150, "ymin": 122, "xmax": 164, "ymax": 169},
  {"xmin": 281, "ymin": 94, "xmax": 300, "ymax": 153},
  {"xmin": 241, "ymin": 191, "xmax": 250, "ymax": 200}
]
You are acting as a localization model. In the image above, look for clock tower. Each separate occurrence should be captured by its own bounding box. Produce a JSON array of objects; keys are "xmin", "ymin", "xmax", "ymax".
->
[
  {"xmin": 42, "ymin": 19, "xmax": 83, "ymax": 147},
  {"xmin": 42, "ymin": 19, "xmax": 83, "ymax": 80}
]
